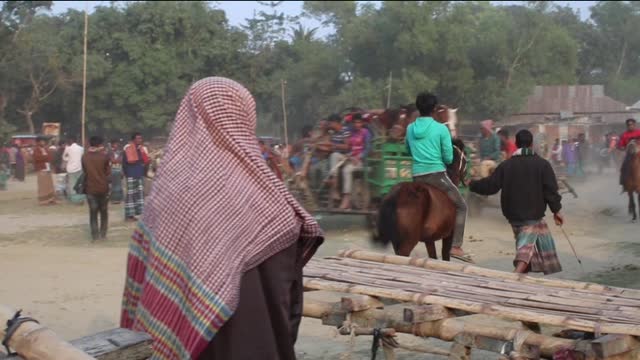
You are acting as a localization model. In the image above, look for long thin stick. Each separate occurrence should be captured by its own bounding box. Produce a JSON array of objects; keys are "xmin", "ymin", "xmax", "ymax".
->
[
  {"xmin": 280, "ymin": 79, "xmax": 288, "ymax": 148},
  {"xmin": 81, "ymin": 4, "xmax": 88, "ymax": 147},
  {"xmin": 386, "ymin": 71, "xmax": 392, "ymax": 108},
  {"xmin": 559, "ymin": 226, "xmax": 584, "ymax": 273}
]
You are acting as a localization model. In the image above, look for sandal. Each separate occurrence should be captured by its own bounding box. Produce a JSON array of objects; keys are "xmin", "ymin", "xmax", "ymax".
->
[{"xmin": 451, "ymin": 254, "xmax": 475, "ymax": 263}]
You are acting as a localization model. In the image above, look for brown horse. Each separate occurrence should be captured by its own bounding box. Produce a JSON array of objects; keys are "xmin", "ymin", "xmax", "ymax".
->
[
  {"xmin": 622, "ymin": 140, "xmax": 640, "ymax": 222},
  {"xmin": 371, "ymin": 138, "xmax": 467, "ymax": 260}
]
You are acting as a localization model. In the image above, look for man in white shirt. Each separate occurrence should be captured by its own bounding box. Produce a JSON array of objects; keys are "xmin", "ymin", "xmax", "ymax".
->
[{"xmin": 63, "ymin": 135, "xmax": 86, "ymax": 204}]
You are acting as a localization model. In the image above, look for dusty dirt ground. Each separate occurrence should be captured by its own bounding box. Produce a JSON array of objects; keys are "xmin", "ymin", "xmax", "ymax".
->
[{"xmin": 1, "ymin": 169, "xmax": 639, "ymax": 358}]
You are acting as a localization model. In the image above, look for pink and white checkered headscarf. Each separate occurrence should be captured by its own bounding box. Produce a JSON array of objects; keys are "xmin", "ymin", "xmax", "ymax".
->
[
  {"xmin": 121, "ymin": 77, "xmax": 323, "ymax": 359},
  {"xmin": 481, "ymin": 119, "xmax": 494, "ymax": 133}
]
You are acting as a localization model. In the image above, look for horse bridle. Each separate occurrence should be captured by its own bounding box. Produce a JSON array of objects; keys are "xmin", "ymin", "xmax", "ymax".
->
[{"xmin": 453, "ymin": 146, "xmax": 468, "ymax": 174}]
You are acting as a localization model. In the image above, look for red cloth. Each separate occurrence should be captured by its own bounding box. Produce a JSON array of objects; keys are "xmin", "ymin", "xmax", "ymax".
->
[
  {"xmin": 120, "ymin": 77, "xmax": 323, "ymax": 359},
  {"xmin": 553, "ymin": 348, "xmax": 578, "ymax": 360},
  {"xmin": 503, "ymin": 140, "xmax": 518, "ymax": 159},
  {"xmin": 141, "ymin": 148, "xmax": 150, "ymax": 165},
  {"xmin": 618, "ymin": 129, "xmax": 640, "ymax": 149},
  {"xmin": 125, "ymin": 143, "xmax": 150, "ymax": 165}
]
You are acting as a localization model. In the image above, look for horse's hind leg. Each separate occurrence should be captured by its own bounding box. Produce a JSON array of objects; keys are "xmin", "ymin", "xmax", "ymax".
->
[
  {"xmin": 396, "ymin": 234, "xmax": 420, "ymax": 257},
  {"xmin": 442, "ymin": 235, "xmax": 453, "ymax": 261},
  {"xmin": 424, "ymin": 240, "xmax": 437, "ymax": 260},
  {"xmin": 636, "ymin": 192, "xmax": 640, "ymax": 223}
]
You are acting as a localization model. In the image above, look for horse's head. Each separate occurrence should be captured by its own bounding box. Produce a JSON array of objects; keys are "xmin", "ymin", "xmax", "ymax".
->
[
  {"xmin": 447, "ymin": 138, "xmax": 467, "ymax": 187},
  {"xmin": 627, "ymin": 139, "xmax": 638, "ymax": 155},
  {"xmin": 434, "ymin": 105, "xmax": 459, "ymax": 138}
]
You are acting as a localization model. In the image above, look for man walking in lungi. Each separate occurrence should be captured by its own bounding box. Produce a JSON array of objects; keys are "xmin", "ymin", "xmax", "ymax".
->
[
  {"xmin": 469, "ymin": 129, "xmax": 564, "ymax": 274},
  {"xmin": 33, "ymin": 137, "xmax": 57, "ymax": 205},
  {"xmin": 123, "ymin": 132, "xmax": 148, "ymax": 221}
]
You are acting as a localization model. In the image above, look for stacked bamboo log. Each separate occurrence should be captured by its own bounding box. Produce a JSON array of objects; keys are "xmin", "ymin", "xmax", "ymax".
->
[
  {"xmin": 0, "ymin": 305, "xmax": 152, "ymax": 360},
  {"xmin": 0, "ymin": 305, "xmax": 94, "ymax": 360},
  {"xmin": 303, "ymin": 250, "xmax": 640, "ymax": 337}
]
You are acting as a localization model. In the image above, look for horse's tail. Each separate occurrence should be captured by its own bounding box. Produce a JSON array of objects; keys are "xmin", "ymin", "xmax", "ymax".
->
[{"xmin": 371, "ymin": 190, "xmax": 400, "ymax": 252}]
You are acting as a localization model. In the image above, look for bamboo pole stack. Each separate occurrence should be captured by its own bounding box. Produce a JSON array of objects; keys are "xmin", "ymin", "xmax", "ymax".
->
[
  {"xmin": 302, "ymin": 298, "xmax": 575, "ymax": 358},
  {"xmin": 303, "ymin": 250, "xmax": 640, "ymax": 337}
]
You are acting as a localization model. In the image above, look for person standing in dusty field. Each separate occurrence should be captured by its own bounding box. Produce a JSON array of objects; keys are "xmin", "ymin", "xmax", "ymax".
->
[
  {"xmin": 8, "ymin": 143, "xmax": 17, "ymax": 179},
  {"xmin": 82, "ymin": 136, "xmax": 111, "ymax": 241},
  {"xmin": 120, "ymin": 77, "xmax": 323, "ymax": 360},
  {"xmin": 550, "ymin": 138, "xmax": 563, "ymax": 166},
  {"xmin": 12, "ymin": 144, "xmax": 25, "ymax": 182},
  {"xmin": 63, "ymin": 135, "xmax": 86, "ymax": 204},
  {"xmin": 122, "ymin": 133, "xmax": 147, "ymax": 221},
  {"xmin": 53, "ymin": 140, "xmax": 67, "ymax": 197},
  {"xmin": 33, "ymin": 137, "xmax": 57, "ymax": 205},
  {"xmin": 470, "ymin": 130, "xmax": 564, "ymax": 275},
  {"xmin": 108, "ymin": 139, "xmax": 124, "ymax": 204},
  {"xmin": 0, "ymin": 143, "xmax": 9, "ymax": 190}
]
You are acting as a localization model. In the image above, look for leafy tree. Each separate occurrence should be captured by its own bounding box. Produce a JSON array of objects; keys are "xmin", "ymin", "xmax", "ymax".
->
[
  {"xmin": 1, "ymin": 0, "xmax": 639, "ymax": 140},
  {"xmin": 588, "ymin": 1, "xmax": 640, "ymax": 103}
]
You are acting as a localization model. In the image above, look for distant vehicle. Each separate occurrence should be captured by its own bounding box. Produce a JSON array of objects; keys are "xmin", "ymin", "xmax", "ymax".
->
[
  {"xmin": 11, "ymin": 134, "xmax": 54, "ymax": 147},
  {"xmin": 257, "ymin": 136, "xmax": 282, "ymax": 147}
]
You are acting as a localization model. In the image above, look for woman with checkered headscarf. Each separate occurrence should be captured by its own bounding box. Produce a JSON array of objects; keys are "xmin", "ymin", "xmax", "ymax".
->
[{"xmin": 121, "ymin": 77, "xmax": 324, "ymax": 360}]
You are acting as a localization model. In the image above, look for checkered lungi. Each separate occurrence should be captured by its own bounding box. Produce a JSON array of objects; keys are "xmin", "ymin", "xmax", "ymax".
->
[
  {"xmin": 125, "ymin": 177, "xmax": 144, "ymax": 218},
  {"xmin": 511, "ymin": 219, "xmax": 562, "ymax": 275}
]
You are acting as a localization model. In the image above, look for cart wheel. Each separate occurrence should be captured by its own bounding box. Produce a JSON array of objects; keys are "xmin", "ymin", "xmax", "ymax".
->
[
  {"xmin": 352, "ymin": 177, "xmax": 371, "ymax": 210},
  {"xmin": 366, "ymin": 211, "xmax": 378, "ymax": 237}
]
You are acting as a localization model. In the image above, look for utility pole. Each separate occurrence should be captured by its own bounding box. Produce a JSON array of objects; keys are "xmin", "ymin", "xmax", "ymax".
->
[
  {"xmin": 281, "ymin": 79, "xmax": 288, "ymax": 148},
  {"xmin": 81, "ymin": 4, "xmax": 88, "ymax": 146}
]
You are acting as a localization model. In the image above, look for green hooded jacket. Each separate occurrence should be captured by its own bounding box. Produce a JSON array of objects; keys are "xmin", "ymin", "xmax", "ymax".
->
[{"xmin": 405, "ymin": 117, "xmax": 453, "ymax": 176}]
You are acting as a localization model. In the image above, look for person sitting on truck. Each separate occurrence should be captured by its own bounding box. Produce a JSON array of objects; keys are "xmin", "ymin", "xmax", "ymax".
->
[
  {"xmin": 478, "ymin": 120, "xmax": 502, "ymax": 177},
  {"xmin": 326, "ymin": 114, "xmax": 351, "ymax": 204},
  {"xmin": 338, "ymin": 114, "xmax": 371, "ymax": 210},
  {"xmin": 406, "ymin": 92, "xmax": 469, "ymax": 260}
]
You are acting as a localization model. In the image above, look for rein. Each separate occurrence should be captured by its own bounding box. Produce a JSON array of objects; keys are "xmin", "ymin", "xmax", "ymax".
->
[{"xmin": 454, "ymin": 146, "xmax": 467, "ymax": 173}]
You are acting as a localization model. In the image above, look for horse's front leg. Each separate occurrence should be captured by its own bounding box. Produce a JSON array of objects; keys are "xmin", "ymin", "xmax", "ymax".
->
[
  {"xmin": 424, "ymin": 240, "xmax": 437, "ymax": 260},
  {"xmin": 629, "ymin": 192, "xmax": 637, "ymax": 222},
  {"xmin": 441, "ymin": 235, "xmax": 453, "ymax": 261}
]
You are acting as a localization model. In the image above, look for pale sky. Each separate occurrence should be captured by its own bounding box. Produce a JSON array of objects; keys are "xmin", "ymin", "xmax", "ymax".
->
[{"xmin": 51, "ymin": 1, "xmax": 597, "ymax": 31}]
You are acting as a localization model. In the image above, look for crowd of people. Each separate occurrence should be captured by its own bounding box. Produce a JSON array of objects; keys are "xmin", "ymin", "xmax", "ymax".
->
[
  {"xmin": 261, "ymin": 112, "xmax": 373, "ymax": 210},
  {"xmin": 481, "ymin": 121, "xmax": 634, "ymax": 181},
  {"xmin": 0, "ymin": 133, "xmax": 152, "ymax": 241}
]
